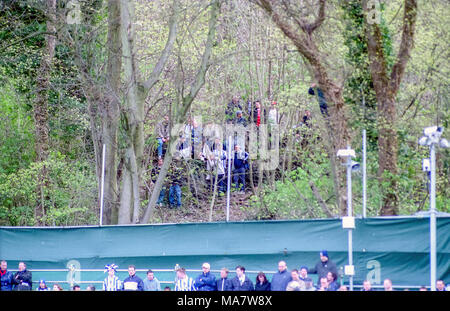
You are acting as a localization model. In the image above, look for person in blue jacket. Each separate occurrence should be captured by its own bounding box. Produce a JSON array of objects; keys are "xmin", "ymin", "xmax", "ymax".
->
[
  {"xmin": 122, "ymin": 265, "xmax": 144, "ymax": 291},
  {"xmin": 232, "ymin": 144, "xmax": 249, "ymax": 194},
  {"xmin": 216, "ymin": 268, "xmax": 233, "ymax": 291},
  {"xmin": 270, "ymin": 261, "xmax": 292, "ymax": 291},
  {"xmin": 195, "ymin": 263, "xmax": 217, "ymax": 291},
  {"xmin": 0, "ymin": 260, "xmax": 14, "ymax": 291},
  {"xmin": 231, "ymin": 265, "xmax": 254, "ymax": 291}
]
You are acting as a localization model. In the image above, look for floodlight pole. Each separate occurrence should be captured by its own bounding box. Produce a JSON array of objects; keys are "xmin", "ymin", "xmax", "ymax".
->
[
  {"xmin": 346, "ymin": 146, "xmax": 354, "ymax": 291},
  {"xmin": 362, "ymin": 129, "xmax": 367, "ymax": 218},
  {"xmin": 429, "ymin": 142, "xmax": 436, "ymax": 291},
  {"xmin": 99, "ymin": 144, "xmax": 106, "ymax": 226},
  {"xmin": 226, "ymin": 135, "xmax": 232, "ymax": 222}
]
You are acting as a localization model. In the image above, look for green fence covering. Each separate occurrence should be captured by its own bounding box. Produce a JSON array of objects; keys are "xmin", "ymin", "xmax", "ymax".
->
[{"xmin": 0, "ymin": 217, "xmax": 449, "ymax": 289}]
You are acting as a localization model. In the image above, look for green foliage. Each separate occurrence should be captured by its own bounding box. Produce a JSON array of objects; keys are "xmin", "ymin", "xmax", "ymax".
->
[{"xmin": 0, "ymin": 153, "xmax": 98, "ymax": 226}]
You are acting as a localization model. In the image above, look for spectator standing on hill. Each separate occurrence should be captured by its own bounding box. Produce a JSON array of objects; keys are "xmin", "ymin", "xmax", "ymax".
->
[
  {"xmin": 271, "ymin": 261, "xmax": 292, "ymax": 291},
  {"xmin": 143, "ymin": 269, "xmax": 161, "ymax": 291},
  {"xmin": 217, "ymin": 268, "xmax": 233, "ymax": 291},
  {"xmin": 254, "ymin": 272, "xmax": 271, "ymax": 291},
  {"xmin": 156, "ymin": 114, "xmax": 170, "ymax": 159},
  {"xmin": 231, "ymin": 266, "xmax": 254, "ymax": 291},
  {"xmin": 103, "ymin": 264, "xmax": 122, "ymax": 291},
  {"xmin": 0, "ymin": 260, "xmax": 14, "ymax": 291},
  {"xmin": 226, "ymin": 96, "xmax": 243, "ymax": 124},
  {"xmin": 195, "ymin": 263, "xmax": 216, "ymax": 291},
  {"xmin": 122, "ymin": 265, "xmax": 144, "ymax": 291},
  {"xmin": 232, "ymin": 144, "xmax": 249, "ymax": 194},
  {"xmin": 308, "ymin": 250, "xmax": 338, "ymax": 287},
  {"xmin": 308, "ymin": 83, "xmax": 329, "ymax": 117},
  {"xmin": 13, "ymin": 262, "xmax": 32, "ymax": 291}
]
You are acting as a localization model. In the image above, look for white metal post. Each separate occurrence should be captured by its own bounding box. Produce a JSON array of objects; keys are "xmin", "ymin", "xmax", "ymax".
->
[
  {"xmin": 429, "ymin": 143, "xmax": 436, "ymax": 291},
  {"xmin": 99, "ymin": 144, "xmax": 106, "ymax": 226},
  {"xmin": 226, "ymin": 136, "xmax": 232, "ymax": 222},
  {"xmin": 346, "ymin": 150, "xmax": 354, "ymax": 291},
  {"xmin": 362, "ymin": 129, "xmax": 367, "ymax": 218}
]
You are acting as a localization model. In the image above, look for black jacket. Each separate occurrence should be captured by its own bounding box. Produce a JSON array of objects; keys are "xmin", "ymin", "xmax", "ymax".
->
[
  {"xmin": 255, "ymin": 281, "xmax": 271, "ymax": 291},
  {"xmin": 309, "ymin": 259, "xmax": 338, "ymax": 285},
  {"xmin": 12, "ymin": 270, "xmax": 32, "ymax": 291},
  {"xmin": 216, "ymin": 277, "xmax": 233, "ymax": 291},
  {"xmin": 231, "ymin": 275, "xmax": 254, "ymax": 291}
]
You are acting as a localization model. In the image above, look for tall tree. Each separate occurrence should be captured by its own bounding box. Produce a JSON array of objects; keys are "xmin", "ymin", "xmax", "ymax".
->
[
  {"xmin": 34, "ymin": 0, "xmax": 56, "ymax": 224},
  {"xmin": 118, "ymin": 0, "xmax": 179, "ymax": 224},
  {"xmin": 363, "ymin": 0, "xmax": 418, "ymax": 215},
  {"xmin": 253, "ymin": 0, "xmax": 350, "ymax": 215},
  {"xmin": 141, "ymin": 0, "xmax": 221, "ymax": 224}
]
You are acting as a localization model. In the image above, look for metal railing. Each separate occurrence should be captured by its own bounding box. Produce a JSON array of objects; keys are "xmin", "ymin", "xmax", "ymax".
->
[{"xmin": 8, "ymin": 268, "xmax": 430, "ymax": 291}]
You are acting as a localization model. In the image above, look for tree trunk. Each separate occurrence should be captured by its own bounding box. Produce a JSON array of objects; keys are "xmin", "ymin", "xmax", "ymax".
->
[
  {"xmin": 364, "ymin": 0, "xmax": 417, "ymax": 215},
  {"xmin": 141, "ymin": 0, "xmax": 221, "ymax": 224},
  {"xmin": 34, "ymin": 0, "xmax": 56, "ymax": 225}
]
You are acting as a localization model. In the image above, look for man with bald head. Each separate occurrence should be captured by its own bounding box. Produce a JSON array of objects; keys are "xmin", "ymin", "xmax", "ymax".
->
[{"xmin": 270, "ymin": 261, "xmax": 292, "ymax": 291}]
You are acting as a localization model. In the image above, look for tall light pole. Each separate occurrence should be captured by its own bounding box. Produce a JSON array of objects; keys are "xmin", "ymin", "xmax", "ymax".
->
[
  {"xmin": 337, "ymin": 145, "xmax": 358, "ymax": 291},
  {"xmin": 419, "ymin": 126, "xmax": 449, "ymax": 291}
]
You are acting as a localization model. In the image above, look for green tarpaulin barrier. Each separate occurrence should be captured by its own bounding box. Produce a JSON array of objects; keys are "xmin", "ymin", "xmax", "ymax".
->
[{"xmin": 1, "ymin": 217, "xmax": 449, "ymax": 289}]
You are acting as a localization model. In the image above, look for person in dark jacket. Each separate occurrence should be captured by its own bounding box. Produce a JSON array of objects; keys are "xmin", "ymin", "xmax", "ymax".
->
[
  {"xmin": 326, "ymin": 272, "xmax": 339, "ymax": 291},
  {"xmin": 12, "ymin": 262, "xmax": 32, "ymax": 291},
  {"xmin": 216, "ymin": 268, "xmax": 233, "ymax": 291},
  {"xmin": 232, "ymin": 145, "xmax": 249, "ymax": 194},
  {"xmin": 270, "ymin": 261, "xmax": 292, "ymax": 291},
  {"xmin": 308, "ymin": 83, "xmax": 329, "ymax": 117},
  {"xmin": 226, "ymin": 96, "xmax": 243, "ymax": 124},
  {"xmin": 254, "ymin": 272, "xmax": 271, "ymax": 291},
  {"xmin": 231, "ymin": 266, "xmax": 254, "ymax": 291},
  {"xmin": 122, "ymin": 265, "xmax": 144, "ymax": 291},
  {"xmin": 0, "ymin": 260, "xmax": 14, "ymax": 291},
  {"xmin": 195, "ymin": 263, "xmax": 217, "ymax": 291},
  {"xmin": 168, "ymin": 158, "xmax": 186, "ymax": 209},
  {"xmin": 308, "ymin": 250, "xmax": 338, "ymax": 287}
]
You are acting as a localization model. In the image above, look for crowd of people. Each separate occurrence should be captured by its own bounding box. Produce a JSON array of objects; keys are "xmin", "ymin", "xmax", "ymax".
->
[
  {"xmin": 1, "ymin": 251, "xmax": 448, "ymax": 292},
  {"xmin": 152, "ymin": 86, "xmax": 323, "ymax": 208}
]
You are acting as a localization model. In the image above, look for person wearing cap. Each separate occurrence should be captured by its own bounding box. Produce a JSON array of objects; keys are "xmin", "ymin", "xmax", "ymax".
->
[
  {"xmin": 195, "ymin": 263, "xmax": 217, "ymax": 291},
  {"xmin": 0, "ymin": 260, "xmax": 14, "ymax": 291},
  {"xmin": 308, "ymin": 250, "xmax": 338, "ymax": 287},
  {"xmin": 36, "ymin": 279, "xmax": 50, "ymax": 291},
  {"xmin": 12, "ymin": 262, "xmax": 32, "ymax": 291},
  {"xmin": 233, "ymin": 110, "xmax": 248, "ymax": 127},
  {"xmin": 103, "ymin": 264, "xmax": 122, "ymax": 291}
]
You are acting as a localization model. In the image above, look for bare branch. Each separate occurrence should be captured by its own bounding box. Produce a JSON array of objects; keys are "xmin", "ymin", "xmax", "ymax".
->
[{"xmin": 141, "ymin": 0, "xmax": 179, "ymax": 92}]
